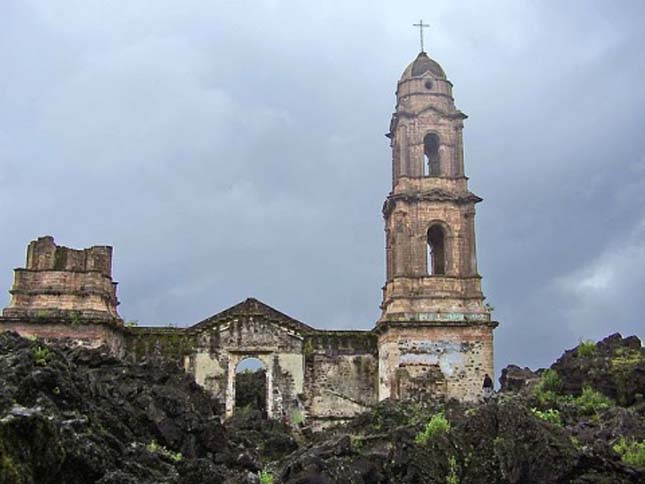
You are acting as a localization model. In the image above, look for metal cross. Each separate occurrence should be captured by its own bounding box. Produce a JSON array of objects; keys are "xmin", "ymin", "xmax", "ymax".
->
[{"xmin": 413, "ymin": 19, "xmax": 430, "ymax": 52}]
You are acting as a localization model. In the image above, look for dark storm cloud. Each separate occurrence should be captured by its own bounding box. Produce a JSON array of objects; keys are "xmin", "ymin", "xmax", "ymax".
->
[{"xmin": 1, "ymin": 0, "xmax": 644, "ymax": 374}]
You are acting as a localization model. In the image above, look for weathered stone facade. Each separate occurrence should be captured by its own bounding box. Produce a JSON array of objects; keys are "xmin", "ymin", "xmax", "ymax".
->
[{"xmin": 0, "ymin": 51, "xmax": 497, "ymax": 425}]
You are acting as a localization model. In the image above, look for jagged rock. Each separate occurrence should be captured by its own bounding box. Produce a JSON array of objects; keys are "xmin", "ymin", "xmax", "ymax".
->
[
  {"xmin": 551, "ymin": 333, "xmax": 645, "ymax": 405},
  {"xmin": 499, "ymin": 364, "xmax": 540, "ymax": 393},
  {"xmin": 1, "ymin": 331, "xmax": 645, "ymax": 483}
]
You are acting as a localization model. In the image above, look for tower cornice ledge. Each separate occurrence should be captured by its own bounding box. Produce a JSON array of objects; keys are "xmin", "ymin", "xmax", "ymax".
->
[{"xmin": 383, "ymin": 190, "xmax": 482, "ymax": 217}]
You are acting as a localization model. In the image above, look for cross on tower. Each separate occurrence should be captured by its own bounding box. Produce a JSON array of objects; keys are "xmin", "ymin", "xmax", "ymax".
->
[{"xmin": 412, "ymin": 19, "xmax": 430, "ymax": 53}]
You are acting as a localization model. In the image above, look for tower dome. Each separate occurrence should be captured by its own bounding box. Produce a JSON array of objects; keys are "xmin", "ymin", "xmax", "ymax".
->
[{"xmin": 400, "ymin": 51, "xmax": 446, "ymax": 80}]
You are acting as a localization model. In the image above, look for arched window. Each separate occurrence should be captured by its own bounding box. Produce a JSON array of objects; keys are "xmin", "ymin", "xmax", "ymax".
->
[
  {"xmin": 427, "ymin": 224, "xmax": 446, "ymax": 275},
  {"xmin": 423, "ymin": 133, "xmax": 440, "ymax": 176},
  {"xmin": 235, "ymin": 357, "xmax": 267, "ymax": 417}
]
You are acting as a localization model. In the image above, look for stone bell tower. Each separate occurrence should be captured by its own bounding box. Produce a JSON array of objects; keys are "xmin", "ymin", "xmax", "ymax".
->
[{"xmin": 376, "ymin": 50, "xmax": 497, "ymax": 402}]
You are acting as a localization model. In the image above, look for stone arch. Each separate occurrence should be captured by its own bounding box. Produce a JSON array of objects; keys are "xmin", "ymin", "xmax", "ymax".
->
[
  {"xmin": 234, "ymin": 357, "xmax": 268, "ymax": 417},
  {"xmin": 226, "ymin": 352, "xmax": 274, "ymax": 419}
]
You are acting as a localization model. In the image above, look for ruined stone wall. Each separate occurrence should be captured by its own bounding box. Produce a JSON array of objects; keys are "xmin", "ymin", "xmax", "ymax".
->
[
  {"xmin": 180, "ymin": 316, "xmax": 306, "ymax": 421},
  {"xmin": 304, "ymin": 331, "xmax": 379, "ymax": 428},
  {"xmin": 3, "ymin": 236, "xmax": 120, "ymax": 321},
  {"xmin": 0, "ymin": 320, "xmax": 124, "ymax": 356},
  {"xmin": 378, "ymin": 323, "xmax": 494, "ymax": 402},
  {"xmin": 123, "ymin": 327, "xmax": 196, "ymax": 365},
  {"xmin": 122, "ymin": 319, "xmax": 381, "ymax": 426}
]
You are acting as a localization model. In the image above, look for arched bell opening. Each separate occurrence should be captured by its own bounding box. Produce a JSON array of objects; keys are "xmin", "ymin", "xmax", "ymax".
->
[
  {"xmin": 423, "ymin": 133, "xmax": 441, "ymax": 176},
  {"xmin": 427, "ymin": 224, "xmax": 447, "ymax": 275}
]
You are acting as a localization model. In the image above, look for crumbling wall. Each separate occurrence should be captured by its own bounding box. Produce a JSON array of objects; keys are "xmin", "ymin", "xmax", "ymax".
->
[
  {"xmin": 304, "ymin": 331, "xmax": 379, "ymax": 428},
  {"xmin": 182, "ymin": 316, "xmax": 305, "ymax": 421},
  {"xmin": 123, "ymin": 327, "xmax": 196, "ymax": 366},
  {"xmin": 378, "ymin": 323, "xmax": 494, "ymax": 402},
  {"xmin": 0, "ymin": 320, "xmax": 124, "ymax": 356},
  {"xmin": 2, "ymin": 236, "xmax": 120, "ymax": 321}
]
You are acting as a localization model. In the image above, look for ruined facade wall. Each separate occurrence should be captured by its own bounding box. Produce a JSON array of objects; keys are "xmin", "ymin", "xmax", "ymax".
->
[
  {"xmin": 304, "ymin": 332, "xmax": 378, "ymax": 427},
  {"xmin": 123, "ymin": 327, "xmax": 195, "ymax": 365},
  {"xmin": 378, "ymin": 324, "xmax": 494, "ymax": 402},
  {"xmin": 181, "ymin": 317, "xmax": 306, "ymax": 421},
  {"xmin": 0, "ymin": 321, "xmax": 124, "ymax": 356},
  {"xmin": 3, "ymin": 236, "xmax": 120, "ymax": 321}
]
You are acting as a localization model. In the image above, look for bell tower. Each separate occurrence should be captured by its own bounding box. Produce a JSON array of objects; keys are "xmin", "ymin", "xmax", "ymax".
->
[{"xmin": 376, "ymin": 50, "xmax": 497, "ymax": 402}]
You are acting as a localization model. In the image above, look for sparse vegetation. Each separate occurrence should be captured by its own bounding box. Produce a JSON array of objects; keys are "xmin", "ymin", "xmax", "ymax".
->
[
  {"xmin": 531, "ymin": 408, "xmax": 562, "ymax": 426},
  {"xmin": 446, "ymin": 455, "xmax": 459, "ymax": 484},
  {"xmin": 574, "ymin": 386, "xmax": 613, "ymax": 416},
  {"xmin": 258, "ymin": 470, "xmax": 274, "ymax": 484},
  {"xmin": 69, "ymin": 311, "xmax": 82, "ymax": 328},
  {"xmin": 576, "ymin": 339, "xmax": 596, "ymax": 358},
  {"xmin": 33, "ymin": 346, "xmax": 51, "ymax": 366},
  {"xmin": 291, "ymin": 410, "xmax": 304, "ymax": 426},
  {"xmin": 613, "ymin": 437, "xmax": 645, "ymax": 467},
  {"xmin": 415, "ymin": 412, "xmax": 451, "ymax": 445},
  {"xmin": 146, "ymin": 440, "xmax": 183, "ymax": 463},
  {"xmin": 350, "ymin": 435, "xmax": 364, "ymax": 452},
  {"xmin": 125, "ymin": 320, "xmax": 139, "ymax": 328},
  {"xmin": 540, "ymin": 369, "xmax": 563, "ymax": 393},
  {"xmin": 611, "ymin": 347, "xmax": 644, "ymax": 405},
  {"xmin": 303, "ymin": 339, "xmax": 314, "ymax": 358},
  {"xmin": 533, "ymin": 369, "xmax": 565, "ymax": 406}
]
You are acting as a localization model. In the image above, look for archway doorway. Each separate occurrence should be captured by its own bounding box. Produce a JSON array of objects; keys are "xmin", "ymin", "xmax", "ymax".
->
[{"xmin": 234, "ymin": 357, "xmax": 268, "ymax": 418}]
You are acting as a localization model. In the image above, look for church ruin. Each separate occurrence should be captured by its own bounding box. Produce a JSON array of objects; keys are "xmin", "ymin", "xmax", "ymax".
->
[{"xmin": 0, "ymin": 51, "xmax": 498, "ymax": 428}]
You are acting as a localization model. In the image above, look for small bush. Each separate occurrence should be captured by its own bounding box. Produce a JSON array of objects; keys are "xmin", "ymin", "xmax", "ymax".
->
[
  {"xmin": 532, "ymin": 369, "xmax": 567, "ymax": 407},
  {"xmin": 613, "ymin": 437, "xmax": 645, "ymax": 467},
  {"xmin": 446, "ymin": 455, "xmax": 459, "ymax": 484},
  {"xmin": 415, "ymin": 412, "xmax": 451, "ymax": 445},
  {"xmin": 576, "ymin": 339, "xmax": 596, "ymax": 358},
  {"xmin": 146, "ymin": 440, "xmax": 183, "ymax": 463},
  {"xmin": 303, "ymin": 339, "xmax": 314, "ymax": 358},
  {"xmin": 574, "ymin": 386, "xmax": 613, "ymax": 415},
  {"xmin": 33, "ymin": 346, "xmax": 51, "ymax": 366},
  {"xmin": 531, "ymin": 408, "xmax": 562, "ymax": 426},
  {"xmin": 540, "ymin": 369, "xmax": 563, "ymax": 393},
  {"xmin": 125, "ymin": 320, "xmax": 139, "ymax": 328},
  {"xmin": 258, "ymin": 470, "xmax": 274, "ymax": 484},
  {"xmin": 291, "ymin": 411, "xmax": 304, "ymax": 426}
]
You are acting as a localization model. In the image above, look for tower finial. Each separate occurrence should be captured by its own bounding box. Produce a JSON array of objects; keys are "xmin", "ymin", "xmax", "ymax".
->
[{"xmin": 412, "ymin": 19, "xmax": 430, "ymax": 53}]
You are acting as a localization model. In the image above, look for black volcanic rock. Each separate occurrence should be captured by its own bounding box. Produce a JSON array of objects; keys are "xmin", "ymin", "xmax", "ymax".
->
[
  {"xmin": 499, "ymin": 364, "xmax": 540, "ymax": 393},
  {"xmin": 550, "ymin": 333, "xmax": 645, "ymax": 405},
  {"xmin": 1, "ymin": 331, "xmax": 644, "ymax": 484}
]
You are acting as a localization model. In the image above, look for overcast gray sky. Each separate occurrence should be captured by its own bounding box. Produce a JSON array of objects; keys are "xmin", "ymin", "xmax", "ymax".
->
[{"xmin": 1, "ymin": 0, "xmax": 644, "ymax": 375}]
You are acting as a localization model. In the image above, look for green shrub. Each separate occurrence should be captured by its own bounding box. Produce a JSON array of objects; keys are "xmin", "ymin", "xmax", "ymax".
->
[
  {"xmin": 415, "ymin": 412, "xmax": 451, "ymax": 445},
  {"xmin": 303, "ymin": 339, "xmax": 314, "ymax": 358},
  {"xmin": 613, "ymin": 437, "xmax": 645, "ymax": 467},
  {"xmin": 350, "ymin": 435, "xmax": 364, "ymax": 452},
  {"xmin": 574, "ymin": 386, "xmax": 613, "ymax": 415},
  {"xmin": 576, "ymin": 339, "xmax": 596, "ymax": 358},
  {"xmin": 69, "ymin": 311, "xmax": 82, "ymax": 328},
  {"xmin": 33, "ymin": 346, "xmax": 50, "ymax": 366},
  {"xmin": 531, "ymin": 407, "xmax": 562, "ymax": 426},
  {"xmin": 146, "ymin": 440, "xmax": 183, "ymax": 463},
  {"xmin": 446, "ymin": 455, "xmax": 459, "ymax": 484},
  {"xmin": 540, "ymin": 369, "xmax": 563, "ymax": 393},
  {"xmin": 291, "ymin": 410, "xmax": 304, "ymax": 426},
  {"xmin": 258, "ymin": 470, "xmax": 274, "ymax": 484},
  {"xmin": 125, "ymin": 320, "xmax": 139, "ymax": 328},
  {"xmin": 612, "ymin": 347, "xmax": 643, "ymax": 370},
  {"xmin": 532, "ymin": 369, "xmax": 566, "ymax": 406}
]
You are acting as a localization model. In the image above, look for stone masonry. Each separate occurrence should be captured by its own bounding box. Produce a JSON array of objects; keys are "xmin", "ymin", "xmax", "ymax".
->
[{"xmin": 0, "ymin": 51, "xmax": 498, "ymax": 427}]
